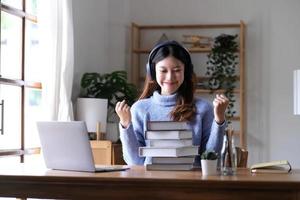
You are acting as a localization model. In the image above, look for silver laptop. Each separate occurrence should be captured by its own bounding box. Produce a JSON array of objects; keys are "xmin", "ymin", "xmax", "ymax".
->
[{"xmin": 36, "ymin": 121, "xmax": 129, "ymax": 172}]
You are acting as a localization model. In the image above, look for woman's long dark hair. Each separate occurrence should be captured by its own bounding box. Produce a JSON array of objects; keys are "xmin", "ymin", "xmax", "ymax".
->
[{"xmin": 139, "ymin": 43, "xmax": 197, "ymax": 121}]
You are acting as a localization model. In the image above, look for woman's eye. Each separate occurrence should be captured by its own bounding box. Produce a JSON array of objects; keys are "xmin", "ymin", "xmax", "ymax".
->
[{"xmin": 159, "ymin": 70, "xmax": 167, "ymax": 73}]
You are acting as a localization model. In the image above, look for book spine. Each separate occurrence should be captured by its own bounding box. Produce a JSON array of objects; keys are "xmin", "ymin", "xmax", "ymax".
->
[
  {"xmin": 146, "ymin": 121, "xmax": 189, "ymax": 131},
  {"xmin": 146, "ymin": 164, "xmax": 194, "ymax": 171},
  {"xmin": 146, "ymin": 139, "xmax": 193, "ymax": 147},
  {"xmin": 145, "ymin": 131, "xmax": 192, "ymax": 140},
  {"xmin": 152, "ymin": 156, "xmax": 195, "ymax": 164},
  {"xmin": 139, "ymin": 146, "xmax": 199, "ymax": 157}
]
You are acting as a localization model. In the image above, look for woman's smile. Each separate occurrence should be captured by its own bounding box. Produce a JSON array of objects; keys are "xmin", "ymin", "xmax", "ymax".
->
[{"xmin": 155, "ymin": 56, "xmax": 184, "ymax": 95}]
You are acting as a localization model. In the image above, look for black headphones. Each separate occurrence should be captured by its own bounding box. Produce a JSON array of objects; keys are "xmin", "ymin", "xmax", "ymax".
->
[{"xmin": 146, "ymin": 40, "xmax": 193, "ymax": 80}]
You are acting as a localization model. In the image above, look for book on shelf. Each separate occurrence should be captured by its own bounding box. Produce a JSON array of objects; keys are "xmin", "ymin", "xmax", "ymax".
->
[
  {"xmin": 146, "ymin": 163, "xmax": 194, "ymax": 171},
  {"xmin": 250, "ymin": 160, "xmax": 292, "ymax": 174},
  {"xmin": 152, "ymin": 156, "xmax": 195, "ymax": 164},
  {"xmin": 146, "ymin": 139, "xmax": 193, "ymax": 147},
  {"xmin": 145, "ymin": 130, "xmax": 193, "ymax": 140},
  {"xmin": 147, "ymin": 121, "xmax": 189, "ymax": 131},
  {"xmin": 139, "ymin": 146, "xmax": 199, "ymax": 157}
]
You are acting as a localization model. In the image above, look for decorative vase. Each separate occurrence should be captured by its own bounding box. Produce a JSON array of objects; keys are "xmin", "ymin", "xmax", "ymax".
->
[{"xmin": 220, "ymin": 129, "xmax": 237, "ymax": 175}]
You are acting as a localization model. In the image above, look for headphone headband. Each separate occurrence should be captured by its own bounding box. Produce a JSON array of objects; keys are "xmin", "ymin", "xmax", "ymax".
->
[{"xmin": 146, "ymin": 40, "xmax": 192, "ymax": 80}]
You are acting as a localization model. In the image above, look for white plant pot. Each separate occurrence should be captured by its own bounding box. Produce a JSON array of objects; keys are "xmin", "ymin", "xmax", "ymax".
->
[
  {"xmin": 76, "ymin": 98, "xmax": 108, "ymax": 133},
  {"xmin": 201, "ymin": 159, "xmax": 218, "ymax": 176}
]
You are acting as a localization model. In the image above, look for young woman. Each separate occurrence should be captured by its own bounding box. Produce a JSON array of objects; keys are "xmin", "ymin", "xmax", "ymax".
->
[{"xmin": 115, "ymin": 40, "xmax": 229, "ymax": 165}]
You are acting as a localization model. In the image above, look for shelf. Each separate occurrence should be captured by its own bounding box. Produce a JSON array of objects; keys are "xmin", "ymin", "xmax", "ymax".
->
[
  {"xmin": 135, "ymin": 23, "xmax": 241, "ymax": 30},
  {"xmin": 131, "ymin": 21, "xmax": 246, "ymax": 149},
  {"xmin": 133, "ymin": 47, "xmax": 211, "ymax": 54},
  {"xmin": 227, "ymin": 116, "xmax": 240, "ymax": 121},
  {"xmin": 195, "ymin": 89, "xmax": 240, "ymax": 94},
  {"xmin": 139, "ymin": 76, "xmax": 240, "ymax": 83},
  {"xmin": 232, "ymin": 130, "xmax": 241, "ymax": 136},
  {"xmin": 197, "ymin": 76, "xmax": 240, "ymax": 82}
]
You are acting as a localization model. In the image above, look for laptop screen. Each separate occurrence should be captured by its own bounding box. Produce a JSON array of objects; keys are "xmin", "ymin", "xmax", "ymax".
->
[{"xmin": 37, "ymin": 121, "xmax": 96, "ymax": 172}]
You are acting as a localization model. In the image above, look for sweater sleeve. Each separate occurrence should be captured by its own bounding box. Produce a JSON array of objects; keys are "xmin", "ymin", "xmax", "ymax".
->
[
  {"xmin": 201, "ymin": 103, "xmax": 226, "ymax": 155},
  {"xmin": 119, "ymin": 103, "xmax": 146, "ymax": 165}
]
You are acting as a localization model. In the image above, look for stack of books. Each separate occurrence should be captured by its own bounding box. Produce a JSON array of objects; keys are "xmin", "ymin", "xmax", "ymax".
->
[{"xmin": 139, "ymin": 121, "xmax": 199, "ymax": 171}]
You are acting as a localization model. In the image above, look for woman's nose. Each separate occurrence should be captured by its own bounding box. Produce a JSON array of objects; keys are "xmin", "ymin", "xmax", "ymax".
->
[{"xmin": 166, "ymin": 71, "xmax": 174, "ymax": 80}]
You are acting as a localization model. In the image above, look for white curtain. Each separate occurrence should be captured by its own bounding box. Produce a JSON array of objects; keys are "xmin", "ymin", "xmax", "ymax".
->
[{"xmin": 38, "ymin": 0, "xmax": 74, "ymax": 121}]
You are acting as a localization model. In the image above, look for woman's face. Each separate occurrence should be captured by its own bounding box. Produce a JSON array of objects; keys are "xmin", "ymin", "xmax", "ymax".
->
[{"xmin": 155, "ymin": 56, "xmax": 185, "ymax": 95}]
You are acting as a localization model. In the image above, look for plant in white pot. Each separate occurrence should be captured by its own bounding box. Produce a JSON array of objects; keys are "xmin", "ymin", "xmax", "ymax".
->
[
  {"xmin": 77, "ymin": 71, "xmax": 138, "ymax": 142},
  {"xmin": 201, "ymin": 150, "xmax": 219, "ymax": 176}
]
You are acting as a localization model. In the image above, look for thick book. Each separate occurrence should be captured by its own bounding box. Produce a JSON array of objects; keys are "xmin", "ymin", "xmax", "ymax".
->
[
  {"xmin": 139, "ymin": 146, "xmax": 199, "ymax": 157},
  {"xmin": 146, "ymin": 139, "xmax": 193, "ymax": 147},
  {"xmin": 250, "ymin": 160, "xmax": 292, "ymax": 174},
  {"xmin": 146, "ymin": 164, "xmax": 194, "ymax": 171},
  {"xmin": 147, "ymin": 121, "xmax": 189, "ymax": 131},
  {"xmin": 145, "ymin": 130, "xmax": 193, "ymax": 140},
  {"xmin": 152, "ymin": 156, "xmax": 195, "ymax": 164}
]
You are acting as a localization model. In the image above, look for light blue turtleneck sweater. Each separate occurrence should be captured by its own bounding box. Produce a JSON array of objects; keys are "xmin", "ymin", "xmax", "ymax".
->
[{"xmin": 119, "ymin": 91, "xmax": 226, "ymax": 165}]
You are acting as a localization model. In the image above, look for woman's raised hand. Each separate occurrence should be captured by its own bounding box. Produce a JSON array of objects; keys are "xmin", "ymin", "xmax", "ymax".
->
[
  {"xmin": 213, "ymin": 94, "xmax": 229, "ymax": 124},
  {"xmin": 115, "ymin": 100, "xmax": 131, "ymax": 128}
]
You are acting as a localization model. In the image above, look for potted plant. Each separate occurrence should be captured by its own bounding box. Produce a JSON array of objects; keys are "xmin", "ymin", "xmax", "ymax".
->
[
  {"xmin": 201, "ymin": 150, "xmax": 219, "ymax": 176},
  {"xmin": 205, "ymin": 34, "xmax": 239, "ymax": 123},
  {"xmin": 80, "ymin": 70, "xmax": 137, "ymax": 117},
  {"xmin": 77, "ymin": 70, "xmax": 138, "ymax": 141}
]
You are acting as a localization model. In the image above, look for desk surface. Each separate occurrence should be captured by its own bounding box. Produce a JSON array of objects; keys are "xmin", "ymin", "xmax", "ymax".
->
[{"xmin": 1, "ymin": 164, "xmax": 300, "ymax": 200}]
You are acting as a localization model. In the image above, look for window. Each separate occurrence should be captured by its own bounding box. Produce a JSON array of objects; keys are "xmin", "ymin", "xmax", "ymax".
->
[{"xmin": 0, "ymin": 0, "xmax": 41, "ymax": 163}]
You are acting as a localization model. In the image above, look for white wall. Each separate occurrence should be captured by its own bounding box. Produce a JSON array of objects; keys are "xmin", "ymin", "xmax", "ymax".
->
[
  {"xmin": 268, "ymin": 2, "xmax": 300, "ymax": 166},
  {"xmin": 72, "ymin": 0, "xmax": 109, "ymax": 99},
  {"xmin": 72, "ymin": 0, "xmax": 131, "ymax": 99},
  {"xmin": 107, "ymin": 0, "xmax": 131, "ymax": 73},
  {"xmin": 72, "ymin": 0, "xmax": 300, "ymax": 167}
]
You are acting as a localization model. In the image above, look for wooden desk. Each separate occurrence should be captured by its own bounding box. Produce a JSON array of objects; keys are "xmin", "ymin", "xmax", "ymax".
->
[{"xmin": 0, "ymin": 165, "xmax": 300, "ymax": 200}]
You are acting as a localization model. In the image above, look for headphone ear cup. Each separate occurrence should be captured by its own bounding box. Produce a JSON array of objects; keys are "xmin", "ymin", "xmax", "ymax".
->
[
  {"xmin": 149, "ymin": 63, "xmax": 156, "ymax": 80},
  {"xmin": 147, "ymin": 63, "xmax": 156, "ymax": 80},
  {"xmin": 146, "ymin": 63, "xmax": 152, "ymax": 80}
]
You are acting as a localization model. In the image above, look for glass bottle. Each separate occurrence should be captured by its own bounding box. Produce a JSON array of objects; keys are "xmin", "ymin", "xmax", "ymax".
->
[
  {"xmin": 220, "ymin": 129, "xmax": 237, "ymax": 175},
  {"xmin": 230, "ymin": 135, "xmax": 237, "ymax": 174}
]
